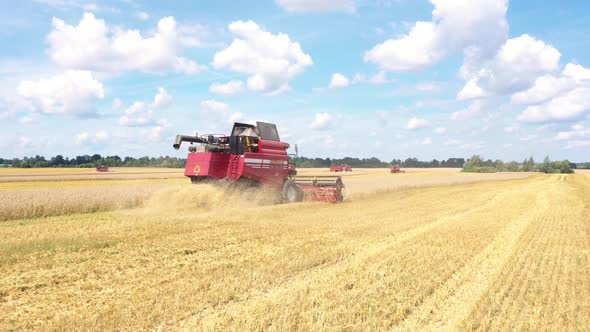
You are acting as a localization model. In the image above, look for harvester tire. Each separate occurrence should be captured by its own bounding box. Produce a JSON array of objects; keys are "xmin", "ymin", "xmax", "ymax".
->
[{"xmin": 282, "ymin": 180, "xmax": 303, "ymax": 203}]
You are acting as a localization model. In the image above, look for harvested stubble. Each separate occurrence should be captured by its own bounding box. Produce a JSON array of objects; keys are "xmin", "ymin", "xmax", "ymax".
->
[
  {"xmin": 1, "ymin": 173, "xmax": 588, "ymax": 331},
  {"xmin": 344, "ymin": 171, "xmax": 529, "ymax": 198}
]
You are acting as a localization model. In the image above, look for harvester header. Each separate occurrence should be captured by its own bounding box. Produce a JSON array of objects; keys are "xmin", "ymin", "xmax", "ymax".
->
[{"xmin": 173, "ymin": 122, "xmax": 344, "ymax": 203}]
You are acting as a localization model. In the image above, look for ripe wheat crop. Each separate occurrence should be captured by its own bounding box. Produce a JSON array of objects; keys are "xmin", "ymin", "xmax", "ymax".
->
[
  {"xmin": 0, "ymin": 170, "xmax": 588, "ymax": 331},
  {"xmin": 0, "ymin": 179, "xmax": 183, "ymax": 221},
  {"xmin": 0, "ymin": 167, "xmax": 184, "ymax": 182}
]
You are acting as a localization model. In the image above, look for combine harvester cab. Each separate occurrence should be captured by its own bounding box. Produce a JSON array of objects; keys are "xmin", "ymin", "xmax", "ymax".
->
[
  {"xmin": 173, "ymin": 121, "xmax": 344, "ymax": 203},
  {"xmin": 390, "ymin": 165, "xmax": 406, "ymax": 173}
]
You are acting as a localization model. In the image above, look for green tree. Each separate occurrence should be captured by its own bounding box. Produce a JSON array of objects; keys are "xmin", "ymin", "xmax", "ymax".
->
[
  {"xmin": 50, "ymin": 155, "xmax": 66, "ymax": 166},
  {"xmin": 527, "ymin": 156, "xmax": 535, "ymax": 171},
  {"xmin": 506, "ymin": 161, "xmax": 519, "ymax": 172},
  {"xmin": 462, "ymin": 155, "xmax": 496, "ymax": 172},
  {"xmin": 541, "ymin": 156, "xmax": 552, "ymax": 173},
  {"xmin": 553, "ymin": 160, "xmax": 574, "ymax": 174},
  {"xmin": 463, "ymin": 155, "xmax": 483, "ymax": 171}
]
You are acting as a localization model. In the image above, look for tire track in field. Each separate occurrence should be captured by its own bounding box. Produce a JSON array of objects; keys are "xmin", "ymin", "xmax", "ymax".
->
[
  {"xmin": 393, "ymin": 176, "xmax": 557, "ymax": 331},
  {"xmin": 174, "ymin": 194, "xmax": 503, "ymax": 330},
  {"xmin": 462, "ymin": 174, "xmax": 590, "ymax": 331},
  {"xmin": 176, "ymin": 177, "xmax": 543, "ymax": 330},
  {"xmin": 2, "ymin": 178, "xmax": 512, "ymax": 331}
]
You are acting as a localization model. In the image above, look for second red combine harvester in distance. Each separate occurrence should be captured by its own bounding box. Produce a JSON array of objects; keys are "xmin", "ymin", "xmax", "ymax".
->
[
  {"xmin": 173, "ymin": 121, "xmax": 344, "ymax": 203},
  {"xmin": 390, "ymin": 165, "xmax": 405, "ymax": 173},
  {"xmin": 329, "ymin": 164, "xmax": 352, "ymax": 172}
]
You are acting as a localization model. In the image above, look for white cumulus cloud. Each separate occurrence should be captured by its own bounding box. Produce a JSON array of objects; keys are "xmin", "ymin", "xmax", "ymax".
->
[
  {"xmin": 434, "ymin": 127, "xmax": 447, "ymax": 134},
  {"xmin": 450, "ymin": 100, "xmax": 496, "ymax": 121},
  {"xmin": 504, "ymin": 126, "xmax": 518, "ymax": 133},
  {"xmin": 200, "ymin": 99, "xmax": 243, "ymax": 123},
  {"xmin": 75, "ymin": 130, "xmax": 110, "ymax": 145},
  {"xmin": 515, "ymin": 63, "xmax": 590, "ymax": 123},
  {"xmin": 136, "ymin": 11, "xmax": 150, "ymax": 21},
  {"xmin": 276, "ymin": 0, "xmax": 355, "ymax": 13},
  {"xmin": 458, "ymin": 34, "xmax": 561, "ymax": 100},
  {"xmin": 352, "ymin": 71, "xmax": 389, "ymax": 84},
  {"xmin": 209, "ymin": 80, "xmax": 244, "ymax": 95},
  {"xmin": 95, "ymin": 130, "xmax": 109, "ymax": 141},
  {"xmin": 510, "ymin": 74, "xmax": 575, "ymax": 105},
  {"xmin": 112, "ymin": 98, "xmax": 122, "ymax": 110},
  {"xmin": 152, "ymin": 87, "xmax": 172, "ymax": 108},
  {"xmin": 553, "ymin": 124, "xmax": 590, "ymax": 141},
  {"xmin": 406, "ymin": 117, "xmax": 430, "ymax": 130},
  {"xmin": 212, "ymin": 20, "xmax": 313, "ymax": 95},
  {"xmin": 365, "ymin": 0, "xmax": 508, "ymax": 72},
  {"xmin": 329, "ymin": 73, "xmax": 349, "ymax": 89},
  {"xmin": 201, "ymin": 99, "xmax": 229, "ymax": 114},
  {"xmin": 119, "ymin": 88, "xmax": 171, "ymax": 126},
  {"xmin": 48, "ymin": 13, "xmax": 206, "ymax": 74},
  {"xmin": 19, "ymin": 136, "xmax": 32, "ymax": 148},
  {"xmin": 17, "ymin": 70, "xmax": 104, "ymax": 116},
  {"xmin": 518, "ymin": 86, "xmax": 590, "ymax": 123},
  {"xmin": 420, "ymin": 137, "xmax": 433, "ymax": 145},
  {"xmin": 119, "ymin": 102, "xmax": 153, "ymax": 126},
  {"xmin": 310, "ymin": 112, "xmax": 336, "ymax": 130},
  {"xmin": 75, "ymin": 132, "xmax": 89, "ymax": 145},
  {"xmin": 19, "ymin": 116, "xmax": 34, "ymax": 124}
]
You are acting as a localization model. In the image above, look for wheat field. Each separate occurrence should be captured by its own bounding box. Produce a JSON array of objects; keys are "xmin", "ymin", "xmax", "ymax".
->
[{"xmin": 0, "ymin": 168, "xmax": 588, "ymax": 331}]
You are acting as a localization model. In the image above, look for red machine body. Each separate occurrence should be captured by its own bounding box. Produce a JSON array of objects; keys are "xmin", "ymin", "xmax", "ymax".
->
[
  {"xmin": 390, "ymin": 165, "xmax": 405, "ymax": 173},
  {"xmin": 330, "ymin": 164, "xmax": 352, "ymax": 172},
  {"xmin": 96, "ymin": 166, "xmax": 109, "ymax": 172},
  {"xmin": 184, "ymin": 139, "xmax": 289, "ymax": 191},
  {"xmin": 174, "ymin": 122, "xmax": 344, "ymax": 203}
]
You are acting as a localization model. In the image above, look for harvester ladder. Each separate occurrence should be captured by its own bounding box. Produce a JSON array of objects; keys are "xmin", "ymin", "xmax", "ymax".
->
[{"xmin": 229, "ymin": 156, "xmax": 239, "ymax": 181}]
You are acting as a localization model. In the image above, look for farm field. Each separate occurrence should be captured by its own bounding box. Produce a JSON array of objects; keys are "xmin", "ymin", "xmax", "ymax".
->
[
  {"xmin": 0, "ymin": 167, "xmax": 528, "ymax": 220},
  {"xmin": 0, "ymin": 168, "xmax": 589, "ymax": 330},
  {"xmin": 0, "ymin": 167, "xmax": 185, "ymax": 182}
]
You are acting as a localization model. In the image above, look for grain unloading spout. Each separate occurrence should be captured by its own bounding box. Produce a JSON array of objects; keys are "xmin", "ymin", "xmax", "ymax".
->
[{"xmin": 173, "ymin": 134, "xmax": 203, "ymax": 150}]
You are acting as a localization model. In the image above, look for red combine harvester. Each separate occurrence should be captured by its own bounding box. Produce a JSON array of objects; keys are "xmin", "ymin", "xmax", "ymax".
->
[
  {"xmin": 330, "ymin": 164, "xmax": 352, "ymax": 172},
  {"xmin": 173, "ymin": 122, "xmax": 344, "ymax": 203},
  {"xmin": 390, "ymin": 165, "xmax": 405, "ymax": 173},
  {"xmin": 96, "ymin": 166, "xmax": 109, "ymax": 172}
]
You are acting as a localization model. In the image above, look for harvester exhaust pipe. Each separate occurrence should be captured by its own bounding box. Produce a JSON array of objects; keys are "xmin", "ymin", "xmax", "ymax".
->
[{"xmin": 173, "ymin": 135, "xmax": 202, "ymax": 150}]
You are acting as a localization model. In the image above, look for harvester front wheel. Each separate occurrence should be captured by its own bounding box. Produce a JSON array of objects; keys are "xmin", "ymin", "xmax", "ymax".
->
[{"xmin": 282, "ymin": 180, "xmax": 303, "ymax": 203}]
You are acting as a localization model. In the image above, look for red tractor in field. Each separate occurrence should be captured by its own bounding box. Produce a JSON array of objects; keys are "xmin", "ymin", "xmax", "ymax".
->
[
  {"xmin": 330, "ymin": 164, "xmax": 352, "ymax": 172},
  {"xmin": 173, "ymin": 122, "xmax": 344, "ymax": 203}
]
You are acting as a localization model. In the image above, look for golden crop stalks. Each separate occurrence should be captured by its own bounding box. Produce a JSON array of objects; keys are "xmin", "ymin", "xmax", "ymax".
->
[
  {"xmin": 0, "ymin": 172, "xmax": 587, "ymax": 331},
  {"xmin": 0, "ymin": 180, "xmax": 183, "ymax": 221}
]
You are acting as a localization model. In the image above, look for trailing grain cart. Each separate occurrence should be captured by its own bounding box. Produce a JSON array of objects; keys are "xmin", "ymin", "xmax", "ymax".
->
[{"xmin": 173, "ymin": 122, "xmax": 344, "ymax": 203}]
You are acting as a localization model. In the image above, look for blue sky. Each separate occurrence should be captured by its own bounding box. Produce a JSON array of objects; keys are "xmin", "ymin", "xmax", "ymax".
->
[{"xmin": 2, "ymin": 0, "xmax": 590, "ymax": 162}]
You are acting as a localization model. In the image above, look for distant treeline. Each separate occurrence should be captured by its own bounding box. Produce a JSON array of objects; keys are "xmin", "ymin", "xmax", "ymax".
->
[
  {"xmin": 1, "ymin": 154, "xmax": 588, "ymax": 171},
  {"xmin": 463, "ymin": 155, "xmax": 576, "ymax": 174},
  {"xmin": 292, "ymin": 157, "xmax": 466, "ymax": 168},
  {"xmin": 0, "ymin": 155, "xmax": 186, "ymax": 168},
  {"xmin": 2, "ymin": 155, "xmax": 465, "ymax": 169}
]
